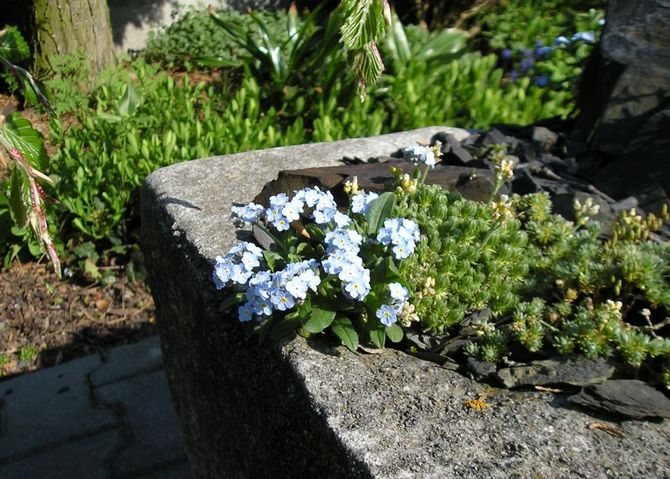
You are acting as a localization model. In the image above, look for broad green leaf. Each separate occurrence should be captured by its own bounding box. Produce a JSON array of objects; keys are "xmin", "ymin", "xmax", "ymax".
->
[
  {"xmin": 268, "ymin": 315, "xmax": 301, "ymax": 342},
  {"xmin": 385, "ymin": 10, "xmax": 410, "ymax": 66},
  {"xmin": 305, "ymin": 223, "xmax": 326, "ymax": 243},
  {"xmin": 386, "ymin": 323, "xmax": 403, "ymax": 343},
  {"xmin": 0, "ymin": 114, "xmax": 48, "ymax": 169},
  {"xmin": 304, "ymin": 305, "xmax": 336, "ymax": 333},
  {"xmin": 369, "ymin": 322, "xmax": 386, "ymax": 349},
  {"xmin": 118, "ymin": 84, "xmax": 141, "ymax": 117},
  {"xmin": 330, "ymin": 317, "xmax": 359, "ymax": 351},
  {"xmin": 8, "ymin": 167, "xmax": 27, "ymax": 227},
  {"xmin": 262, "ymin": 250, "xmax": 282, "ymax": 271},
  {"xmin": 84, "ymin": 258, "xmax": 101, "ymax": 280},
  {"xmin": 365, "ymin": 191, "xmax": 395, "ymax": 236},
  {"xmin": 415, "ymin": 29, "xmax": 469, "ymax": 64}
]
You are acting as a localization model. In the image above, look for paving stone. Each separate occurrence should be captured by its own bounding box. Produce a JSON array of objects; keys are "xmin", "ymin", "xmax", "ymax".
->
[
  {"xmin": 130, "ymin": 459, "xmax": 193, "ymax": 479},
  {"xmin": 0, "ymin": 429, "xmax": 121, "ymax": 479},
  {"xmin": 96, "ymin": 369, "xmax": 189, "ymax": 477},
  {"xmin": 0, "ymin": 353, "xmax": 117, "ymax": 460},
  {"xmin": 91, "ymin": 335, "xmax": 164, "ymax": 387}
]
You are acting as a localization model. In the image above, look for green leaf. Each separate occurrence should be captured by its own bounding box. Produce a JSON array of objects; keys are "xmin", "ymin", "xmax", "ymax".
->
[
  {"xmin": 384, "ymin": 10, "xmax": 410, "ymax": 66},
  {"xmin": 305, "ymin": 223, "xmax": 326, "ymax": 243},
  {"xmin": 118, "ymin": 84, "xmax": 141, "ymax": 117},
  {"xmin": 0, "ymin": 114, "xmax": 48, "ymax": 169},
  {"xmin": 369, "ymin": 322, "xmax": 386, "ymax": 348},
  {"xmin": 365, "ymin": 191, "xmax": 396, "ymax": 236},
  {"xmin": 304, "ymin": 305, "xmax": 336, "ymax": 333},
  {"xmin": 262, "ymin": 250, "xmax": 282, "ymax": 271},
  {"xmin": 268, "ymin": 315, "xmax": 301, "ymax": 342},
  {"xmin": 386, "ymin": 323, "xmax": 403, "ymax": 343},
  {"xmin": 84, "ymin": 258, "xmax": 101, "ymax": 280},
  {"xmin": 8, "ymin": 167, "xmax": 27, "ymax": 228},
  {"xmin": 0, "ymin": 26, "xmax": 30, "ymax": 63},
  {"xmin": 330, "ymin": 317, "xmax": 359, "ymax": 352},
  {"xmin": 72, "ymin": 241, "xmax": 99, "ymax": 261},
  {"xmin": 340, "ymin": 0, "xmax": 385, "ymax": 51},
  {"xmin": 415, "ymin": 29, "xmax": 469, "ymax": 64}
]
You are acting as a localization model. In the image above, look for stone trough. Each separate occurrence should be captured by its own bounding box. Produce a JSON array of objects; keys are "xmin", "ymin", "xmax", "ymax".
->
[{"xmin": 141, "ymin": 127, "xmax": 670, "ymax": 478}]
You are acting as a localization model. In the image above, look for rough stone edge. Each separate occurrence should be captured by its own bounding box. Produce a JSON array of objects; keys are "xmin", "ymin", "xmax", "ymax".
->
[{"xmin": 141, "ymin": 127, "xmax": 461, "ymax": 478}]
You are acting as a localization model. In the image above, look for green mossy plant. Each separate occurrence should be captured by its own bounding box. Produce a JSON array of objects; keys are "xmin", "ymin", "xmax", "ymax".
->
[
  {"xmin": 394, "ymin": 186, "xmax": 670, "ymax": 387},
  {"xmin": 394, "ymin": 184, "xmax": 528, "ymax": 334}
]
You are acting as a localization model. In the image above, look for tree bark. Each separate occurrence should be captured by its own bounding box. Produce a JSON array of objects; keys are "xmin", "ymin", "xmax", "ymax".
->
[{"xmin": 31, "ymin": 0, "xmax": 116, "ymax": 76}]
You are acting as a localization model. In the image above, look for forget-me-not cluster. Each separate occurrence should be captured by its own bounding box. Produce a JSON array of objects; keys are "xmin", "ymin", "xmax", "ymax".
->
[{"xmin": 215, "ymin": 184, "xmax": 421, "ymax": 324}]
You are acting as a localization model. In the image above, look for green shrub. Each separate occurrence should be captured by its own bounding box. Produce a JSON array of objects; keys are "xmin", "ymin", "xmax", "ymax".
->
[
  {"xmin": 143, "ymin": 8, "xmax": 294, "ymax": 70},
  {"xmin": 40, "ymin": 52, "xmax": 91, "ymax": 114},
  {"xmin": 0, "ymin": 2, "xmax": 603, "ymax": 274},
  {"xmin": 47, "ymin": 60, "xmax": 307, "ymax": 251},
  {"xmin": 474, "ymin": 0, "xmax": 606, "ymax": 51}
]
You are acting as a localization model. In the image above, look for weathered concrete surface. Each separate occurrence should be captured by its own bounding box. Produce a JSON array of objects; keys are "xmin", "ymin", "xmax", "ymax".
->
[{"xmin": 141, "ymin": 128, "xmax": 670, "ymax": 478}]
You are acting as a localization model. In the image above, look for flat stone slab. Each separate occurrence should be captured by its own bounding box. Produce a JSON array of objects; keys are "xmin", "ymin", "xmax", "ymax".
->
[
  {"xmin": 0, "ymin": 354, "xmax": 116, "ymax": 461},
  {"xmin": 0, "ymin": 335, "xmax": 191, "ymax": 479},
  {"xmin": 96, "ymin": 369, "xmax": 190, "ymax": 477},
  {"xmin": 0, "ymin": 430, "xmax": 121, "ymax": 479},
  {"xmin": 91, "ymin": 335, "xmax": 165, "ymax": 387},
  {"xmin": 141, "ymin": 128, "xmax": 670, "ymax": 478},
  {"xmin": 254, "ymin": 162, "xmax": 494, "ymax": 206}
]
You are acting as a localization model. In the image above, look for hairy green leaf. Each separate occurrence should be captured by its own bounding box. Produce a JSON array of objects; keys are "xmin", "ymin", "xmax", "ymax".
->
[
  {"xmin": 369, "ymin": 322, "xmax": 386, "ymax": 348},
  {"xmin": 331, "ymin": 316, "xmax": 359, "ymax": 351},
  {"xmin": 340, "ymin": 0, "xmax": 385, "ymax": 50},
  {"xmin": 386, "ymin": 323, "xmax": 403, "ymax": 343},
  {"xmin": 304, "ymin": 305, "xmax": 337, "ymax": 333},
  {"xmin": 365, "ymin": 191, "xmax": 395, "ymax": 236}
]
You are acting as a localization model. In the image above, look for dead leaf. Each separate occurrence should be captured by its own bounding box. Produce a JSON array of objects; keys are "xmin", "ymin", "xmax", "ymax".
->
[
  {"xmin": 358, "ymin": 345, "xmax": 385, "ymax": 355},
  {"xmin": 535, "ymin": 385, "xmax": 567, "ymax": 394},
  {"xmin": 291, "ymin": 220, "xmax": 310, "ymax": 239},
  {"xmin": 95, "ymin": 299, "xmax": 110, "ymax": 311},
  {"xmin": 589, "ymin": 422, "xmax": 625, "ymax": 438}
]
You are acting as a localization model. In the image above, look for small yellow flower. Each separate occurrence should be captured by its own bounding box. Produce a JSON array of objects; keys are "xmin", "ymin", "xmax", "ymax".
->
[
  {"xmin": 343, "ymin": 176, "xmax": 359, "ymax": 195},
  {"xmin": 605, "ymin": 299, "xmax": 622, "ymax": 312}
]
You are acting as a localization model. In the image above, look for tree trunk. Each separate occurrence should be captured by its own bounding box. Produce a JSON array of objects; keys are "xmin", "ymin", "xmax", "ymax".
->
[{"xmin": 31, "ymin": 0, "xmax": 116, "ymax": 76}]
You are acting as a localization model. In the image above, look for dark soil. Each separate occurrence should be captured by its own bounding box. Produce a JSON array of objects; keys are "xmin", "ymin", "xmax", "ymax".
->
[{"xmin": 0, "ymin": 261, "xmax": 157, "ymax": 379}]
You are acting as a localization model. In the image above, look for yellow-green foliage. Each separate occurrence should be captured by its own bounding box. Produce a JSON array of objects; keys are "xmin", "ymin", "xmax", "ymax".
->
[
  {"xmin": 446, "ymin": 192, "xmax": 670, "ymax": 386},
  {"xmin": 394, "ymin": 184, "xmax": 528, "ymax": 334}
]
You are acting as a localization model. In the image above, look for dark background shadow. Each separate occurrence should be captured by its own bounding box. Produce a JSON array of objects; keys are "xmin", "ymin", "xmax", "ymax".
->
[{"xmin": 108, "ymin": 0, "xmax": 180, "ymax": 47}]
